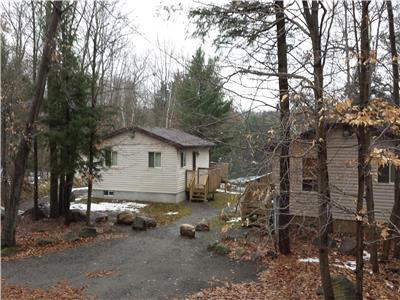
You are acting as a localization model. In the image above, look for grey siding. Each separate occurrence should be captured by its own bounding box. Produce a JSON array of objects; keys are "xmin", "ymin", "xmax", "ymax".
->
[{"xmin": 271, "ymin": 128, "xmax": 395, "ymax": 221}]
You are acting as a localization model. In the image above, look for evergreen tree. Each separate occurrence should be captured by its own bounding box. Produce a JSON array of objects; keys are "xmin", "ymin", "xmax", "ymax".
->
[{"xmin": 175, "ymin": 48, "xmax": 231, "ymax": 161}]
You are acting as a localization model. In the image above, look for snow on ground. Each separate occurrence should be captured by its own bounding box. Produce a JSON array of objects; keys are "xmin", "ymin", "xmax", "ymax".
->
[
  {"xmin": 165, "ymin": 211, "xmax": 179, "ymax": 215},
  {"xmin": 72, "ymin": 187, "xmax": 88, "ymax": 192},
  {"xmin": 216, "ymin": 189, "xmax": 241, "ymax": 195},
  {"xmin": 298, "ymin": 257, "xmax": 319, "ymax": 263},
  {"xmin": 299, "ymin": 251, "xmax": 371, "ymax": 271},
  {"xmin": 70, "ymin": 202, "xmax": 147, "ymax": 213},
  {"xmin": 227, "ymin": 217, "xmax": 242, "ymax": 223}
]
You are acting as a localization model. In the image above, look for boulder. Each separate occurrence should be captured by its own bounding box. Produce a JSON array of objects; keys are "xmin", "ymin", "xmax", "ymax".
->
[
  {"xmin": 339, "ymin": 238, "xmax": 357, "ymax": 256},
  {"xmin": 116, "ymin": 212, "xmax": 135, "ymax": 225},
  {"xmin": 22, "ymin": 207, "xmax": 47, "ymax": 220},
  {"xmin": 69, "ymin": 210, "xmax": 87, "ymax": 223},
  {"xmin": 312, "ymin": 237, "xmax": 338, "ymax": 249},
  {"xmin": 79, "ymin": 227, "xmax": 97, "ymax": 238},
  {"xmin": 132, "ymin": 215, "xmax": 157, "ymax": 231},
  {"xmin": 64, "ymin": 231, "xmax": 80, "ymax": 242},
  {"xmin": 316, "ymin": 275, "xmax": 356, "ymax": 300},
  {"xmin": 195, "ymin": 219, "xmax": 210, "ymax": 232},
  {"xmin": 95, "ymin": 213, "xmax": 108, "ymax": 223},
  {"xmin": 207, "ymin": 242, "xmax": 231, "ymax": 255},
  {"xmin": 180, "ymin": 224, "xmax": 195, "ymax": 238},
  {"xmin": 235, "ymin": 247, "xmax": 246, "ymax": 257},
  {"xmin": 36, "ymin": 238, "xmax": 54, "ymax": 246}
]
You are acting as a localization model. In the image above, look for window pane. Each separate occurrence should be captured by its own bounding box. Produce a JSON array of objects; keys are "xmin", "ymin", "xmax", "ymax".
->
[
  {"xmin": 181, "ymin": 152, "xmax": 186, "ymax": 167},
  {"xmin": 149, "ymin": 152, "xmax": 154, "ymax": 168},
  {"xmin": 105, "ymin": 148, "xmax": 112, "ymax": 167},
  {"xmin": 390, "ymin": 165, "xmax": 396, "ymax": 183},
  {"xmin": 303, "ymin": 158, "xmax": 317, "ymax": 178},
  {"xmin": 112, "ymin": 151, "xmax": 117, "ymax": 166},
  {"xmin": 155, "ymin": 152, "xmax": 161, "ymax": 167},
  {"xmin": 378, "ymin": 165, "xmax": 389, "ymax": 183}
]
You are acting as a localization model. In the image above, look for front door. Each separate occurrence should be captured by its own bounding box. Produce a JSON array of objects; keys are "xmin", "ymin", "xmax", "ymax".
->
[{"xmin": 192, "ymin": 152, "xmax": 197, "ymax": 171}]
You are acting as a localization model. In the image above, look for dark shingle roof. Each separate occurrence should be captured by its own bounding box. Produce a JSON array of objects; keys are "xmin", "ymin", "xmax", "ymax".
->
[{"xmin": 103, "ymin": 127, "xmax": 214, "ymax": 148}]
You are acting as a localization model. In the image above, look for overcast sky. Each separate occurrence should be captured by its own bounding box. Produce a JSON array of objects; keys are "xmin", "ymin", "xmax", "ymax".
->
[{"xmin": 122, "ymin": 0, "xmax": 278, "ymax": 112}]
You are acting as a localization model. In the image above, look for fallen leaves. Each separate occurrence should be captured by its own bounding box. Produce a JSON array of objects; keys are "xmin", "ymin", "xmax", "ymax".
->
[
  {"xmin": 184, "ymin": 230, "xmax": 400, "ymax": 300},
  {"xmin": 85, "ymin": 270, "xmax": 119, "ymax": 278},
  {"xmin": 1, "ymin": 216, "xmax": 125, "ymax": 262},
  {"xmin": 1, "ymin": 279, "xmax": 89, "ymax": 300}
]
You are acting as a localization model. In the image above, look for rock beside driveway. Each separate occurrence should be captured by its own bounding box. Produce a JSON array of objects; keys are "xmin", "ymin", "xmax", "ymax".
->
[
  {"xmin": 116, "ymin": 212, "xmax": 135, "ymax": 225},
  {"xmin": 79, "ymin": 227, "xmax": 97, "ymax": 238},
  {"xmin": 95, "ymin": 213, "xmax": 108, "ymax": 223},
  {"xmin": 64, "ymin": 231, "xmax": 80, "ymax": 242},
  {"xmin": 195, "ymin": 219, "xmax": 210, "ymax": 232},
  {"xmin": 132, "ymin": 215, "xmax": 157, "ymax": 230},
  {"xmin": 180, "ymin": 224, "xmax": 195, "ymax": 238},
  {"xmin": 69, "ymin": 210, "xmax": 87, "ymax": 223},
  {"xmin": 339, "ymin": 238, "xmax": 357, "ymax": 256}
]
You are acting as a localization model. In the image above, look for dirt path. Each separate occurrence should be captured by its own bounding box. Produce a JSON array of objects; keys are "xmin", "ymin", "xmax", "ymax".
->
[{"xmin": 2, "ymin": 202, "xmax": 260, "ymax": 300}]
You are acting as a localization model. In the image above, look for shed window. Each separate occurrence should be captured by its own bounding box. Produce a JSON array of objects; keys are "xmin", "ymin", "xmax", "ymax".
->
[
  {"xmin": 149, "ymin": 152, "xmax": 161, "ymax": 168},
  {"xmin": 104, "ymin": 148, "xmax": 118, "ymax": 167},
  {"xmin": 378, "ymin": 165, "xmax": 395, "ymax": 183},
  {"xmin": 103, "ymin": 190, "xmax": 114, "ymax": 196},
  {"xmin": 180, "ymin": 151, "xmax": 186, "ymax": 168},
  {"xmin": 302, "ymin": 157, "xmax": 317, "ymax": 191}
]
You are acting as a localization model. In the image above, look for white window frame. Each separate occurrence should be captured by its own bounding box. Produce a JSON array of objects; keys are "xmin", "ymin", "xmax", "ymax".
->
[
  {"xmin": 180, "ymin": 151, "xmax": 186, "ymax": 168},
  {"xmin": 103, "ymin": 190, "xmax": 114, "ymax": 197},
  {"xmin": 378, "ymin": 165, "xmax": 395, "ymax": 184},
  {"xmin": 149, "ymin": 152, "xmax": 162, "ymax": 168},
  {"xmin": 111, "ymin": 151, "xmax": 118, "ymax": 166}
]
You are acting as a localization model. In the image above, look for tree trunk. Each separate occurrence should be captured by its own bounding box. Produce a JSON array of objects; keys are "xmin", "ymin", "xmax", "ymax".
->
[
  {"xmin": 356, "ymin": 1, "xmax": 371, "ymax": 298},
  {"xmin": 275, "ymin": 0, "xmax": 290, "ymax": 255},
  {"xmin": 1, "ymin": 1, "xmax": 62, "ymax": 247},
  {"xmin": 32, "ymin": 0, "xmax": 39, "ymax": 221},
  {"xmin": 384, "ymin": 0, "xmax": 400, "ymax": 260},
  {"xmin": 64, "ymin": 172, "xmax": 73, "ymax": 224},
  {"xmin": 33, "ymin": 137, "xmax": 39, "ymax": 220},
  {"xmin": 302, "ymin": 1, "xmax": 334, "ymax": 298},
  {"xmin": 58, "ymin": 173, "xmax": 65, "ymax": 215},
  {"xmin": 1, "ymin": 106, "xmax": 9, "ymax": 208},
  {"xmin": 49, "ymin": 138, "xmax": 59, "ymax": 218}
]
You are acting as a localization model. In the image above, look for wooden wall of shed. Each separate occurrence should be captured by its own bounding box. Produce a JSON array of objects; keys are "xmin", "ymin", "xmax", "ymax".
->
[{"xmin": 271, "ymin": 128, "xmax": 395, "ymax": 222}]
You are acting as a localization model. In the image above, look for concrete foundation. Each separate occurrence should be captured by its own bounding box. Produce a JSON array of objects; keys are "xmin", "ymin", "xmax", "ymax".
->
[{"xmin": 92, "ymin": 189, "xmax": 186, "ymax": 203}]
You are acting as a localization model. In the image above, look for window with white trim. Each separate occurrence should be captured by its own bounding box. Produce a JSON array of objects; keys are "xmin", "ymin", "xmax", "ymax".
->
[
  {"xmin": 149, "ymin": 152, "xmax": 161, "ymax": 168},
  {"xmin": 180, "ymin": 151, "xmax": 186, "ymax": 168},
  {"xmin": 103, "ymin": 190, "xmax": 114, "ymax": 196},
  {"xmin": 104, "ymin": 148, "xmax": 118, "ymax": 167},
  {"xmin": 378, "ymin": 165, "xmax": 395, "ymax": 183}
]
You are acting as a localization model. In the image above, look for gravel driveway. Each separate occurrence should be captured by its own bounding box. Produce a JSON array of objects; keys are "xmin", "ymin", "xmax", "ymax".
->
[{"xmin": 2, "ymin": 202, "xmax": 260, "ymax": 300}]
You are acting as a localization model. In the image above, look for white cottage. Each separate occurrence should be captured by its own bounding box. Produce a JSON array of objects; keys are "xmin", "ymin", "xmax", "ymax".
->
[{"xmin": 93, "ymin": 127, "xmax": 225, "ymax": 203}]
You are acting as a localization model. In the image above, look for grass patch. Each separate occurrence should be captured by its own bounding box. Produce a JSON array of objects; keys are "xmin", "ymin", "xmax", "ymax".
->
[
  {"xmin": 139, "ymin": 202, "xmax": 192, "ymax": 226},
  {"xmin": 210, "ymin": 192, "xmax": 239, "ymax": 209}
]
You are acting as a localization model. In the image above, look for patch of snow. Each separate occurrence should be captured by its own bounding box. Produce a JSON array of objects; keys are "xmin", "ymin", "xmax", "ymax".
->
[
  {"xmin": 363, "ymin": 250, "xmax": 370, "ymax": 260},
  {"xmin": 70, "ymin": 201, "xmax": 146, "ymax": 213},
  {"xmin": 385, "ymin": 280, "xmax": 394, "ymax": 289},
  {"xmin": 72, "ymin": 187, "xmax": 88, "ymax": 192},
  {"xmin": 216, "ymin": 189, "xmax": 241, "ymax": 195},
  {"xmin": 298, "ymin": 257, "xmax": 319, "ymax": 263},
  {"xmin": 165, "ymin": 211, "xmax": 179, "ymax": 215},
  {"xmin": 227, "ymin": 217, "xmax": 241, "ymax": 223},
  {"xmin": 75, "ymin": 197, "xmax": 84, "ymax": 202}
]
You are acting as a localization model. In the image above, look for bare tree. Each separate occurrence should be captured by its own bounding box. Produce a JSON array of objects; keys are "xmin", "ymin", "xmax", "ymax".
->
[{"xmin": 1, "ymin": 1, "xmax": 62, "ymax": 247}]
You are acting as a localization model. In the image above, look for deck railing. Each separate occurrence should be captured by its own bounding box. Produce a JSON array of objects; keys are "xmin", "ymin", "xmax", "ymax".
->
[{"xmin": 185, "ymin": 162, "xmax": 229, "ymax": 201}]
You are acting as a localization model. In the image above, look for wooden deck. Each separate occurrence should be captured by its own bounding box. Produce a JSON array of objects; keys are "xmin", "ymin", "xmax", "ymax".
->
[{"xmin": 185, "ymin": 163, "xmax": 229, "ymax": 202}]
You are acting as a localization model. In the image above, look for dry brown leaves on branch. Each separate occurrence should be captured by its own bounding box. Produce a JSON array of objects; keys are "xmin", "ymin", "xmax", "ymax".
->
[{"xmin": 1, "ymin": 278, "xmax": 89, "ymax": 300}]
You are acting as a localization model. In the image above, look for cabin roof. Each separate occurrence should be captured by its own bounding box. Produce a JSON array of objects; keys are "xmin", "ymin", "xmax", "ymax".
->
[{"xmin": 103, "ymin": 126, "xmax": 215, "ymax": 148}]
